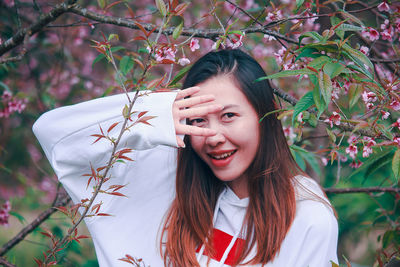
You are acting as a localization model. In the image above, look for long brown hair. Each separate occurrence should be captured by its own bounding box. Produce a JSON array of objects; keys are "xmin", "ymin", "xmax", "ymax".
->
[{"xmin": 161, "ymin": 49, "xmax": 303, "ymax": 266}]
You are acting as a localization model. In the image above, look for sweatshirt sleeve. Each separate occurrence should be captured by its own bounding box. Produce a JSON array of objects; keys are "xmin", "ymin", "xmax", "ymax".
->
[{"xmin": 32, "ymin": 91, "xmax": 178, "ymax": 207}]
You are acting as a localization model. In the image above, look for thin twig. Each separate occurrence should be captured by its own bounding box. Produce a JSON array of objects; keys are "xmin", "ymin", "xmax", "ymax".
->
[
  {"xmin": 0, "ymin": 257, "xmax": 16, "ymax": 267},
  {"xmin": 324, "ymin": 187, "xmax": 400, "ymax": 194},
  {"xmin": 0, "ymin": 191, "xmax": 71, "ymax": 256},
  {"xmin": 0, "ymin": 0, "xmax": 78, "ymax": 57}
]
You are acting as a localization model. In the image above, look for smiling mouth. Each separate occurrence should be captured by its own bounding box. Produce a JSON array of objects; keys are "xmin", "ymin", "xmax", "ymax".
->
[{"xmin": 208, "ymin": 150, "xmax": 237, "ymax": 160}]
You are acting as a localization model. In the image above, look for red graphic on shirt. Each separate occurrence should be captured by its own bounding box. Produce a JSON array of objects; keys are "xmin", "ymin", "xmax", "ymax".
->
[{"xmin": 196, "ymin": 228, "xmax": 245, "ymax": 266}]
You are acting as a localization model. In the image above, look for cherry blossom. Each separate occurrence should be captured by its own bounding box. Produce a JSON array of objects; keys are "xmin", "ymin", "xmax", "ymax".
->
[
  {"xmin": 154, "ymin": 45, "xmax": 176, "ymax": 62},
  {"xmin": 349, "ymin": 160, "xmax": 363, "ymax": 168},
  {"xmin": 283, "ymin": 126, "xmax": 296, "ymax": 141},
  {"xmin": 347, "ymin": 134, "xmax": 358, "ymax": 144},
  {"xmin": 391, "ymin": 118, "xmax": 400, "ymax": 130},
  {"xmin": 393, "ymin": 137, "xmax": 400, "ymax": 146},
  {"xmin": 362, "ymin": 137, "xmax": 376, "ymax": 158},
  {"xmin": 226, "ymin": 33, "xmax": 245, "ymax": 49},
  {"xmin": 362, "ymin": 27, "xmax": 380, "ymax": 42},
  {"xmin": 324, "ymin": 111, "xmax": 341, "ymax": 128},
  {"xmin": 360, "ymin": 46, "xmax": 369, "ymax": 55},
  {"xmin": 321, "ymin": 157, "xmax": 328, "ymax": 166},
  {"xmin": 377, "ymin": 2, "xmax": 390, "ymax": 12},
  {"xmin": 265, "ymin": 10, "xmax": 283, "ymax": 23},
  {"xmin": 381, "ymin": 110, "xmax": 390, "ymax": 120},
  {"xmin": 263, "ymin": 34, "xmax": 276, "ymax": 42},
  {"xmin": 189, "ymin": 38, "xmax": 200, "ymax": 52},
  {"xmin": 389, "ymin": 100, "xmax": 400, "ymax": 111},
  {"xmin": 178, "ymin": 57, "xmax": 190, "ymax": 66},
  {"xmin": 0, "ymin": 201, "xmax": 11, "ymax": 226},
  {"xmin": 346, "ymin": 144, "xmax": 358, "ymax": 159}
]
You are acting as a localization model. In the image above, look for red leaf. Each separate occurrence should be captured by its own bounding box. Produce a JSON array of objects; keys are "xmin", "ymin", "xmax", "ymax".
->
[
  {"xmin": 40, "ymin": 232, "xmax": 52, "ymax": 238},
  {"xmin": 96, "ymin": 213, "xmax": 112, "ymax": 216},
  {"xmin": 76, "ymin": 235, "xmax": 90, "ymax": 239},
  {"xmin": 55, "ymin": 206, "xmax": 69, "ymax": 216},
  {"xmin": 107, "ymin": 122, "xmax": 119, "ymax": 133},
  {"xmin": 34, "ymin": 258, "xmax": 43, "ymax": 267},
  {"xmin": 160, "ymin": 59, "xmax": 176, "ymax": 64},
  {"xmin": 306, "ymin": 66, "xmax": 318, "ymax": 73},
  {"xmin": 105, "ymin": 0, "xmax": 124, "ymax": 10},
  {"xmin": 134, "ymin": 22, "xmax": 148, "ymax": 37},
  {"xmin": 134, "ymin": 58, "xmax": 145, "ymax": 70},
  {"xmin": 91, "ymin": 134, "xmax": 105, "ymax": 144},
  {"xmin": 118, "ymin": 155, "xmax": 134, "ymax": 161},
  {"xmin": 146, "ymin": 26, "xmax": 158, "ymax": 38},
  {"xmin": 110, "ymin": 192, "xmax": 127, "ymax": 197},
  {"xmin": 118, "ymin": 258, "xmax": 134, "ymax": 264},
  {"xmin": 175, "ymin": 2, "xmax": 190, "ymax": 16},
  {"xmin": 130, "ymin": 35, "xmax": 147, "ymax": 42},
  {"xmin": 138, "ymin": 111, "xmax": 148, "ymax": 118}
]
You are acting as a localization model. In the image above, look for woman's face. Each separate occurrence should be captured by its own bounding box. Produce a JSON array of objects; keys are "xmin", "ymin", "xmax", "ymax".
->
[{"xmin": 189, "ymin": 75, "xmax": 260, "ymax": 193}]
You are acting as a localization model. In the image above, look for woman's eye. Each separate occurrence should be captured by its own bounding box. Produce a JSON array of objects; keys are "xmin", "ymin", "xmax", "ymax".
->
[
  {"xmin": 223, "ymin": 113, "xmax": 236, "ymax": 119},
  {"xmin": 189, "ymin": 118, "xmax": 205, "ymax": 125}
]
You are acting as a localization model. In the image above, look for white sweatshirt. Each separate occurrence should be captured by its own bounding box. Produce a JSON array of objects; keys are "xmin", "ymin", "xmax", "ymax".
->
[{"xmin": 33, "ymin": 92, "xmax": 338, "ymax": 267}]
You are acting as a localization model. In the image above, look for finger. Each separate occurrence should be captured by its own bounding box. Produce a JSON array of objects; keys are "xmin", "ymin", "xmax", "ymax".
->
[
  {"xmin": 175, "ymin": 86, "xmax": 200, "ymax": 100},
  {"xmin": 175, "ymin": 94, "xmax": 215, "ymax": 109},
  {"xmin": 176, "ymin": 124, "xmax": 217, "ymax": 137},
  {"xmin": 176, "ymin": 136, "xmax": 185, "ymax": 148},
  {"xmin": 178, "ymin": 104, "xmax": 223, "ymax": 119}
]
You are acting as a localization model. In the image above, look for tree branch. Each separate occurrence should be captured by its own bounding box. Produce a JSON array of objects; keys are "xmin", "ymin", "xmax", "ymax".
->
[
  {"xmin": 0, "ymin": 0, "xmax": 78, "ymax": 57},
  {"xmin": 0, "ymin": 191, "xmax": 71, "ymax": 257},
  {"xmin": 324, "ymin": 187, "xmax": 400, "ymax": 194},
  {"xmin": 0, "ymin": 257, "xmax": 17, "ymax": 267}
]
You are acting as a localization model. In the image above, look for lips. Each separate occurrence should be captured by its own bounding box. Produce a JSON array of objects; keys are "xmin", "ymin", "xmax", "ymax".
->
[{"xmin": 207, "ymin": 150, "xmax": 237, "ymax": 168}]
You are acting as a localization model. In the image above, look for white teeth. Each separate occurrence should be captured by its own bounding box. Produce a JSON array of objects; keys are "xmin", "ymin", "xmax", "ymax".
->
[{"xmin": 211, "ymin": 151, "xmax": 235, "ymax": 159}]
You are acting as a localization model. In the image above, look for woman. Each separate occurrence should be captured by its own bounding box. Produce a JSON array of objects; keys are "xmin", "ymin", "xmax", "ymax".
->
[{"xmin": 33, "ymin": 49, "xmax": 338, "ymax": 267}]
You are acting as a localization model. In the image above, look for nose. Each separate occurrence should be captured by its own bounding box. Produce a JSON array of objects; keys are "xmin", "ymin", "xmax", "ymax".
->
[{"xmin": 205, "ymin": 126, "xmax": 226, "ymax": 147}]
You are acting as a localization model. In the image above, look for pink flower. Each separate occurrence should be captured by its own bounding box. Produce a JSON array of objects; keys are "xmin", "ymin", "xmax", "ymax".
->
[
  {"xmin": 393, "ymin": 137, "xmax": 400, "ymax": 146},
  {"xmin": 360, "ymin": 46, "xmax": 369, "ymax": 55},
  {"xmin": 178, "ymin": 57, "xmax": 190, "ymax": 66},
  {"xmin": 346, "ymin": 144, "xmax": 358, "ymax": 159},
  {"xmin": 381, "ymin": 110, "xmax": 390, "ymax": 120},
  {"xmin": 391, "ymin": 118, "xmax": 400, "ymax": 129},
  {"xmin": 226, "ymin": 33, "xmax": 245, "ymax": 49},
  {"xmin": 283, "ymin": 126, "xmax": 296, "ymax": 141},
  {"xmin": 381, "ymin": 27, "xmax": 393, "ymax": 41},
  {"xmin": 155, "ymin": 46, "xmax": 176, "ymax": 62},
  {"xmin": 189, "ymin": 38, "xmax": 200, "ymax": 52},
  {"xmin": 349, "ymin": 160, "xmax": 363, "ymax": 168},
  {"xmin": 265, "ymin": 10, "xmax": 283, "ymax": 23},
  {"xmin": 321, "ymin": 157, "xmax": 328, "ymax": 166},
  {"xmin": 2, "ymin": 91, "xmax": 12, "ymax": 101},
  {"xmin": 348, "ymin": 134, "xmax": 358, "ymax": 144},
  {"xmin": 362, "ymin": 27, "xmax": 380, "ymax": 41},
  {"xmin": 390, "ymin": 100, "xmax": 400, "ymax": 111},
  {"xmin": 362, "ymin": 145, "xmax": 373, "ymax": 158},
  {"xmin": 378, "ymin": 2, "xmax": 390, "ymax": 12},
  {"xmin": 324, "ymin": 111, "xmax": 341, "ymax": 128},
  {"xmin": 263, "ymin": 34, "xmax": 276, "ymax": 42},
  {"xmin": 0, "ymin": 201, "xmax": 11, "ymax": 226},
  {"xmin": 274, "ymin": 47, "xmax": 287, "ymax": 65}
]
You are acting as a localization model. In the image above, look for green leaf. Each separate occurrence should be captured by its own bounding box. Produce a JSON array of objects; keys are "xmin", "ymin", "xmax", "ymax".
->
[
  {"xmin": 339, "ymin": 10, "xmax": 364, "ymax": 26},
  {"xmin": 365, "ymin": 151, "xmax": 392, "ymax": 178},
  {"xmin": 311, "ymin": 74, "xmax": 326, "ymax": 118},
  {"xmin": 318, "ymin": 71, "xmax": 332, "ymax": 106},
  {"xmin": 0, "ymin": 81, "xmax": 11, "ymax": 92},
  {"xmin": 256, "ymin": 69, "xmax": 316, "ymax": 81},
  {"xmin": 326, "ymin": 128, "xmax": 336, "ymax": 143},
  {"xmin": 345, "ymin": 62, "xmax": 373, "ymax": 80},
  {"xmin": 97, "ymin": 0, "xmax": 106, "ymax": 9},
  {"xmin": 342, "ymin": 43, "xmax": 373, "ymax": 72},
  {"xmin": 335, "ymin": 23, "xmax": 364, "ymax": 32},
  {"xmin": 122, "ymin": 104, "xmax": 129, "ymax": 119},
  {"xmin": 295, "ymin": 48, "xmax": 319, "ymax": 61},
  {"xmin": 296, "ymin": 0, "xmax": 305, "ymax": 8},
  {"xmin": 172, "ymin": 20, "xmax": 184, "ymax": 40},
  {"xmin": 308, "ymin": 56, "xmax": 331, "ymax": 70},
  {"xmin": 92, "ymin": 46, "xmax": 125, "ymax": 67},
  {"xmin": 260, "ymin": 108, "xmax": 290, "ymax": 123},
  {"xmin": 323, "ymin": 62, "xmax": 345, "ymax": 78},
  {"xmin": 392, "ymin": 149, "xmax": 400, "ymax": 181},
  {"xmin": 120, "ymin": 56, "xmax": 134, "ymax": 76},
  {"xmin": 169, "ymin": 65, "xmax": 192, "ymax": 87},
  {"xmin": 299, "ymin": 31, "xmax": 324, "ymax": 45},
  {"xmin": 290, "ymin": 145, "xmax": 321, "ymax": 176},
  {"xmin": 307, "ymin": 113, "xmax": 318, "ymax": 127},
  {"xmin": 155, "ymin": 0, "xmax": 167, "ymax": 16},
  {"xmin": 348, "ymin": 83, "xmax": 363, "ymax": 109},
  {"xmin": 382, "ymin": 230, "xmax": 395, "ymax": 249},
  {"xmin": 346, "ymin": 148, "xmax": 394, "ymax": 180},
  {"xmin": 9, "ymin": 211, "xmax": 26, "ymax": 224},
  {"xmin": 292, "ymin": 91, "xmax": 314, "ymax": 124}
]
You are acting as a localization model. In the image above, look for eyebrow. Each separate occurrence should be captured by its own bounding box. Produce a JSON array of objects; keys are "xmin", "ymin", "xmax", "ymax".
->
[{"xmin": 222, "ymin": 104, "xmax": 240, "ymax": 111}]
